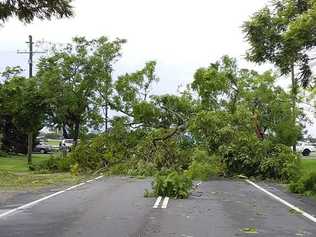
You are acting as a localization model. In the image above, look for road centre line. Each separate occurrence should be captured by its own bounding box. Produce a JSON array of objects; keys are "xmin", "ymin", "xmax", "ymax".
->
[
  {"xmin": 161, "ymin": 197, "xmax": 169, "ymax": 209},
  {"xmin": 153, "ymin": 196, "xmax": 162, "ymax": 208},
  {"xmin": 0, "ymin": 176, "xmax": 103, "ymax": 220},
  {"xmin": 246, "ymin": 179, "xmax": 316, "ymax": 223}
]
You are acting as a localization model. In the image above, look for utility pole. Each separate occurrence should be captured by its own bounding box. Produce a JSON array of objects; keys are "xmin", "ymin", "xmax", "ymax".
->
[{"xmin": 17, "ymin": 35, "xmax": 46, "ymax": 164}]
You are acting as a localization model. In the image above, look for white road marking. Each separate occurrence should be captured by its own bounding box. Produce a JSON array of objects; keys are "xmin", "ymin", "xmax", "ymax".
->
[
  {"xmin": 0, "ymin": 176, "xmax": 103, "ymax": 220},
  {"xmin": 94, "ymin": 176, "xmax": 103, "ymax": 180},
  {"xmin": 153, "ymin": 196, "xmax": 162, "ymax": 208},
  {"xmin": 161, "ymin": 197, "xmax": 169, "ymax": 209},
  {"xmin": 65, "ymin": 183, "xmax": 85, "ymax": 191},
  {"xmin": 246, "ymin": 179, "xmax": 316, "ymax": 223}
]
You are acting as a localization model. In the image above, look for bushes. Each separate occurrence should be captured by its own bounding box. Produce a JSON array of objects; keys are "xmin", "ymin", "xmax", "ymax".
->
[
  {"xmin": 152, "ymin": 171, "xmax": 192, "ymax": 199},
  {"xmin": 289, "ymin": 172, "xmax": 316, "ymax": 196},
  {"xmin": 30, "ymin": 155, "xmax": 72, "ymax": 172}
]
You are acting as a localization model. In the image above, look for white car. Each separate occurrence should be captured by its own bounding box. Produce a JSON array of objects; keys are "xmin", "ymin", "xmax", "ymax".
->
[
  {"xmin": 296, "ymin": 142, "xmax": 316, "ymax": 156},
  {"xmin": 60, "ymin": 139, "xmax": 75, "ymax": 152}
]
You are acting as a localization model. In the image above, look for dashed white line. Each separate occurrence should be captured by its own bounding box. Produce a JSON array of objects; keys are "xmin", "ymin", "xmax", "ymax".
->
[
  {"xmin": 246, "ymin": 179, "xmax": 316, "ymax": 223},
  {"xmin": 153, "ymin": 196, "xmax": 162, "ymax": 208},
  {"xmin": 161, "ymin": 197, "xmax": 169, "ymax": 209},
  {"xmin": 0, "ymin": 176, "xmax": 103, "ymax": 220}
]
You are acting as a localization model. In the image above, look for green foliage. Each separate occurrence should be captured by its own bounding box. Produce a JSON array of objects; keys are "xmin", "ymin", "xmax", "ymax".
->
[
  {"xmin": 220, "ymin": 135, "xmax": 300, "ymax": 181},
  {"xmin": 289, "ymin": 172, "xmax": 316, "ymax": 196},
  {"xmin": 37, "ymin": 36, "xmax": 125, "ymax": 140},
  {"xmin": 187, "ymin": 150, "xmax": 223, "ymax": 180},
  {"xmin": 0, "ymin": 68, "xmax": 48, "ymax": 155},
  {"xmin": 106, "ymin": 160, "xmax": 157, "ymax": 177},
  {"xmin": 135, "ymin": 129, "xmax": 192, "ymax": 170},
  {"xmin": 259, "ymin": 144, "xmax": 301, "ymax": 181},
  {"xmin": 0, "ymin": 0, "xmax": 73, "ymax": 24},
  {"xmin": 187, "ymin": 160, "xmax": 215, "ymax": 181},
  {"xmin": 243, "ymin": 0, "xmax": 316, "ymax": 80},
  {"xmin": 69, "ymin": 137, "xmax": 107, "ymax": 173},
  {"xmin": 30, "ymin": 154, "xmax": 72, "ymax": 172},
  {"xmin": 189, "ymin": 111, "xmax": 234, "ymax": 152},
  {"xmin": 152, "ymin": 171, "xmax": 192, "ymax": 199}
]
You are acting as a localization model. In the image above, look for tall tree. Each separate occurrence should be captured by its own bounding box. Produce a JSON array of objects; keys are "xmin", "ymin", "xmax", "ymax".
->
[
  {"xmin": 91, "ymin": 37, "xmax": 125, "ymax": 132},
  {"xmin": 37, "ymin": 36, "xmax": 125, "ymax": 143},
  {"xmin": 0, "ymin": 0, "xmax": 73, "ymax": 24},
  {"xmin": 243, "ymin": 0, "xmax": 316, "ymax": 150},
  {"xmin": 0, "ymin": 67, "xmax": 47, "ymax": 164}
]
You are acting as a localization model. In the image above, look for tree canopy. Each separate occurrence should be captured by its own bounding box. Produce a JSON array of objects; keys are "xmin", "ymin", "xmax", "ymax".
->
[
  {"xmin": 243, "ymin": 0, "xmax": 316, "ymax": 86},
  {"xmin": 0, "ymin": 0, "xmax": 73, "ymax": 24},
  {"xmin": 37, "ymin": 36, "xmax": 125, "ymax": 142}
]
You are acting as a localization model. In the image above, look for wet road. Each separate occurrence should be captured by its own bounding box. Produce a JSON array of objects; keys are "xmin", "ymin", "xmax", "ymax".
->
[{"xmin": 0, "ymin": 177, "xmax": 315, "ymax": 237}]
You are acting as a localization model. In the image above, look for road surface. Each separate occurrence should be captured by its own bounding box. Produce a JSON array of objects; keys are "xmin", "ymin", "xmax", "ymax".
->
[{"xmin": 0, "ymin": 176, "xmax": 316, "ymax": 237}]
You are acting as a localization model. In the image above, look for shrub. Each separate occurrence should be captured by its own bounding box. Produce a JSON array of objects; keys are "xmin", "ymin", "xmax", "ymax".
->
[
  {"xmin": 289, "ymin": 180, "xmax": 305, "ymax": 194},
  {"xmin": 152, "ymin": 171, "xmax": 192, "ymax": 199},
  {"xmin": 290, "ymin": 172, "xmax": 316, "ymax": 195},
  {"xmin": 30, "ymin": 154, "xmax": 72, "ymax": 172}
]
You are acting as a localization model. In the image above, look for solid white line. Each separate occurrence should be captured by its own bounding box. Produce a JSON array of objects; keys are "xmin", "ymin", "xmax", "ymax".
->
[
  {"xmin": 246, "ymin": 180, "xmax": 316, "ymax": 223},
  {"xmin": 0, "ymin": 176, "xmax": 103, "ymax": 220},
  {"xmin": 161, "ymin": 197, "xmax": 169, "ymax": 209},
  {"xmin": 65, "ymin": 182, "xmax": 85, "ymax": 191},
  {"xmin": 94, "ymin": 176, "xmax": 103, "ymax": 180},
  {"xmin": 153, "ymin": 196, "xmax": 162, "ymax": 208},
  {"xmin": 0, "ymin": 190, "xmax": 65, "ymax": 219}
]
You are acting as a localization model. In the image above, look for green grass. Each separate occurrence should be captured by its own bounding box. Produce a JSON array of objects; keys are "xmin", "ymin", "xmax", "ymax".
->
[
  {"xmin": 0, "ymin": 153, "xmax": 89, "ymax": 190},
  {"xmin": 0, "ymin": 154, "xmax": 50, "ymax": 172},
  {"xmin": 301, "ymin": 159, "xmax": 316, "ymax": 175},
  {"xmin": 46, "ymin": 139, "xmax": 61, "ymax": 147},
  {"xmin": 0, "ymin": 171, "xmax": 86, "ymax": 190}
]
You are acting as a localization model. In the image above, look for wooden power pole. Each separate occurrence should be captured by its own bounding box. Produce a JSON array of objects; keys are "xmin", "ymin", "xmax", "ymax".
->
[{"xmin": 17, "ymin": 35, "xmax": 46, "ymax": 164}]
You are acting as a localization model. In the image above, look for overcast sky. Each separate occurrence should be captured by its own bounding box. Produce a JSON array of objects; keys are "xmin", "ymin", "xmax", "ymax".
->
[{"xmin": 1, "ymin": 0, "xmax": 316, "ymax": 136}]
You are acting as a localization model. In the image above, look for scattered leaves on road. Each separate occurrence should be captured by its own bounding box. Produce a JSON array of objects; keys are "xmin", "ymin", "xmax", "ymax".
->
[{"xmin": 241, "ymin": 227, "xmax": 257, "ymax": 234}]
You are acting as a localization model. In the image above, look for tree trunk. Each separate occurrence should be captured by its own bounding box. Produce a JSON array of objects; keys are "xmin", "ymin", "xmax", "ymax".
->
[
  {"xmin": 253, "ymin": 112, "xmax": 264, "ymax": 140},
  {"xmin": 105, "ymin": 100, "xmax": 108, "ymax": 133},
  {"xmin": 74, "ymin": 121, "xmax": 80, "ymax": 146},
  {"xmin": 291, "ymin": 64, "xmax": 297, "ymax": 152},
  {"xmin": 62, "ymin": 123, "xmax": 69, "ymax": 139},
  {"xmin": 27, "ymin": 132, "xmax": 33, "ymax": 165}
]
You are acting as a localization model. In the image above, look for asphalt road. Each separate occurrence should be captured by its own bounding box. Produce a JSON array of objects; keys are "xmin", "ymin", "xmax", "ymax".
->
[{"xmin": 0, "ymin": 177, "xmax": 316, "ymax": 237}]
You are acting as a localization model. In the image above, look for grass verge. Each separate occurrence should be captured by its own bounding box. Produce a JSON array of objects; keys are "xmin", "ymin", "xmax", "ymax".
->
[
  {"xmin": 0, "ymin": 154, "xmax": 89, "ymax": 191},
  {"xmin": 0, "ymin": 154, "xmax": 50, "ymax": 173},
  {"xmin": 0, "ymin": 170, "xmax": 86, "ymax": 190},
  {"xmin": 301, "ymin": 159, "xmax": 316, "ymax": 175}
]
